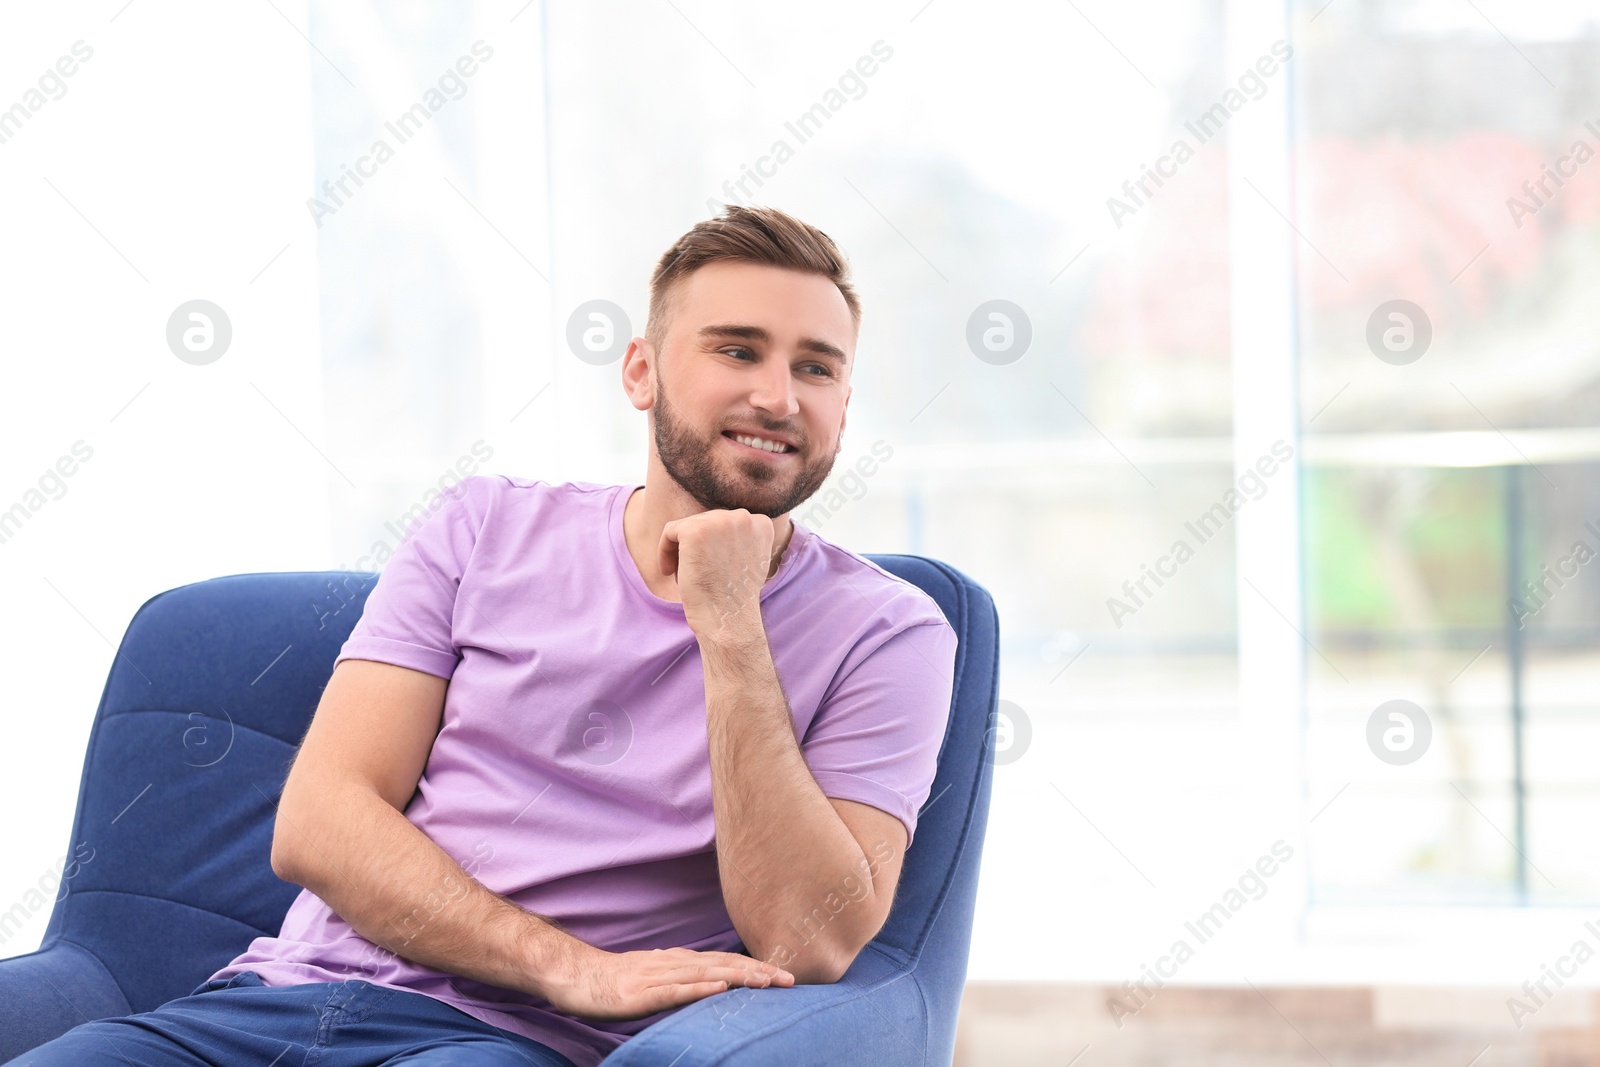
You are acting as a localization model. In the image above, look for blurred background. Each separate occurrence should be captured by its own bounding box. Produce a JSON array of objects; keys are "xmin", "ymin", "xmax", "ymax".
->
[{"xmin": 3, "ymin": 0, "xmax": 1599, "ymax": 1061}]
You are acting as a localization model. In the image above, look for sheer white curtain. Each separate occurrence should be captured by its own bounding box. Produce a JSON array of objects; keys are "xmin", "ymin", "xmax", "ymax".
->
[{"xmin": 0, "ymin": 1, "xmax": 323, "ymax": 956}]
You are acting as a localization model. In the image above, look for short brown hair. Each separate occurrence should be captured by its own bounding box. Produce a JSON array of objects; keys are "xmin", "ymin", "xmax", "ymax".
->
[{"xmin": 644, "ymin": 204, "xmax": 862, "ymax": 352}]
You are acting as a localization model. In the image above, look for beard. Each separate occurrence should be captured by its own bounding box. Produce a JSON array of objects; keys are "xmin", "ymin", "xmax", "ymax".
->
[{"xmin": 651, "ymin": 366, "xmax": 839, "ymax": 519}]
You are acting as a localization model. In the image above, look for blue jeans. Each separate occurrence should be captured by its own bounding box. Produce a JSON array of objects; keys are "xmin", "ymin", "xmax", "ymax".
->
[{"xmin": 7, "ymin": 970, "xmax": 579, "ymax": 1066}]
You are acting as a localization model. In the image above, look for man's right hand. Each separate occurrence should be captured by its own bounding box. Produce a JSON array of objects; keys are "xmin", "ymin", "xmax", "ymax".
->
[{"xmin": 541, "ymin": 944, "xmax": 795, "ymax": 1022}]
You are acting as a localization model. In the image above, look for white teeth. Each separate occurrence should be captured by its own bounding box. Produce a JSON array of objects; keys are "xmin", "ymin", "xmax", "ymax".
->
[{"xmin": 732, "ymin": 433, "xmax": 790, "ymax": 453}]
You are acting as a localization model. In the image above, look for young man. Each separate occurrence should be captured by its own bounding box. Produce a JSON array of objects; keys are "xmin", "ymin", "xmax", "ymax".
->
[{"xmin": 16, "ymin": 206, "xmax": 958, "ymax": 1067}]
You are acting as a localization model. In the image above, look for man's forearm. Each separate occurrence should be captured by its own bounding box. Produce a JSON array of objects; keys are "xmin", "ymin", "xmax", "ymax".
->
[
  {"xmin": 273, "ymin": 782, "xmax": 587, "ymax": 999},
  {"xmin": 699, "ymin": 622, "xmax": 879, "ymax": 982}
]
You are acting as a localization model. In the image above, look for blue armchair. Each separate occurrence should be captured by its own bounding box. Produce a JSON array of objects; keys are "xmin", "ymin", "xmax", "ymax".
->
[{"xmin": 0, "ymin": 557, "xmax": 999, "ymax": 1066}]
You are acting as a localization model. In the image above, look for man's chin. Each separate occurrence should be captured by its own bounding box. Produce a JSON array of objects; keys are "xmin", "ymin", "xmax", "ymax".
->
[
  {"xmin": 718, "ymin": 487, "xmax": 791, "ymax": 517},
  {"xmin": 705, "ymin": 475, "xmax": 804, "ymax": 517}
]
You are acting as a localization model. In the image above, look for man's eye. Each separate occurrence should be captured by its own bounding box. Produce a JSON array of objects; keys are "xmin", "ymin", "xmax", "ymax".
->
[{"xmin": 723, "ymin": 348, "xmax": 831, "ymax": 377}]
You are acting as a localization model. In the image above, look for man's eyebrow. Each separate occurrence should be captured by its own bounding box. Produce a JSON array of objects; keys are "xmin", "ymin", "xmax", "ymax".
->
[{"xmin": 697, "ymin": 323, "xmax": 849, "ymax": 365}]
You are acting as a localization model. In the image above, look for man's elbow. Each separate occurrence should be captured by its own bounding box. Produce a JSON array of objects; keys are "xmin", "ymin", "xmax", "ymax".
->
[
  {"xmin": 788, "ymin": 959, "xmax": 846, "ymax": 984},
  {"xmin": 786, "ymin": 939, "xmax": 861, "ymax": 985},
  {"xmin": 783, "ymin": 906, "xmax": 892, "ymax": 983}
]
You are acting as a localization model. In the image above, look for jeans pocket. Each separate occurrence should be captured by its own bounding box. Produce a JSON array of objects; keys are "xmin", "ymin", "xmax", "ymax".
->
[{"xmin": 339, "ymin": 978, "xmax": 400, "ymax": 1022}]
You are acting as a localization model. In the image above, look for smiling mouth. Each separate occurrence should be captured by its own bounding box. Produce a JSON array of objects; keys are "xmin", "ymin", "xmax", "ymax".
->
[{"xmin": 723, "ymin": 431, "xmax": 798, "ymax": 457}]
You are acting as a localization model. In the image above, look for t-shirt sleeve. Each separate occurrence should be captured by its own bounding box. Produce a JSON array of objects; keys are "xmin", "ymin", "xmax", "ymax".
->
[
  {"xmin": 332, "ymin": 478, "xmax": 485, "ymax": 681},
  {"xmin": 801, "ymin": 618, "xmax": 959, "ymax": 851}
]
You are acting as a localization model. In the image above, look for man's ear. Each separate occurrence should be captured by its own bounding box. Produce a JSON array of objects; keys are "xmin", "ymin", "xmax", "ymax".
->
[{"xmin": 620, "ymin": 337, "xmax": 654, "ymax": 412}]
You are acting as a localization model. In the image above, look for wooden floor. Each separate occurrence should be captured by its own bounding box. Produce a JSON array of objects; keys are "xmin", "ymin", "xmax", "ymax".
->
[{"xmin": 956, "ymin": 984, "xmax": 1600, "ymax": 1066}]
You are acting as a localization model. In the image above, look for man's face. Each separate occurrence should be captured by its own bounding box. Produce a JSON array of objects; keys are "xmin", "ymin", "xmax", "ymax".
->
[{"xmin": 642, "ymin": 261, "xmax": 854, "ymax": 518}]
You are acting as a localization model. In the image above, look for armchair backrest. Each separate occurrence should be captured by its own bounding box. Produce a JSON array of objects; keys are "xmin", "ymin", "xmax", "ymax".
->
[
  {"xmin": 852, "ymin": 556, "xmax": 999, "ymax": 1020},
  {"xmin": 38, "ymin": 571, "xmax": 371, "ymax": 1010}
]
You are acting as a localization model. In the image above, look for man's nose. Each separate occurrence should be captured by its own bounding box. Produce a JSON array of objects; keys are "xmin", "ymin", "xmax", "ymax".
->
[{"xmin": 748, "ymin": 358, "xmax": 799, "ymax": 417}]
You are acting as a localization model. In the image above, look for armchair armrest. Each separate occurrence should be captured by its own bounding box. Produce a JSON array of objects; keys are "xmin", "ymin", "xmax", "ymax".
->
[
  {"xmin": 0, "ymin": 940, "xmax": 132, "ymax": 1062},
  {"xmin": 600, "ymin": 943, "xmax": 929, "ymax": 1066}
]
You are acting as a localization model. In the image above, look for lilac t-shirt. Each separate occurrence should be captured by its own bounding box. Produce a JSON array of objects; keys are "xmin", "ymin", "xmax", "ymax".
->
[{"xmin": 208, "ymin": 474, "xmax": 959, "ymax": 1066}]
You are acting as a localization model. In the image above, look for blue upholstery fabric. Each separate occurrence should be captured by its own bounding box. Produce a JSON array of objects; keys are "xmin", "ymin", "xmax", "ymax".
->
[{"xmin": 0, "ymin": 558, "xmax": 998, "ymax": 1066}]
